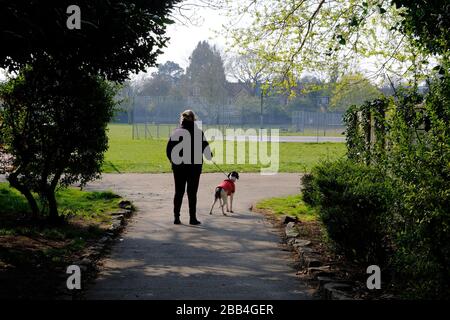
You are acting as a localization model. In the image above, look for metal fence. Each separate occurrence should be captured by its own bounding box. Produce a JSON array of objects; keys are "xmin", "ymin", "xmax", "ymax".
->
[
  {"xmin": 117, "ymin": 95, "xmax": 346, "ymax": 139},
  {"xmin": 131, "ymin": 114, "xmax": 345, "ymax": 140},
  {"xmin": 291, "ymin": 111, "xmax": 345, "ymax": 137}
]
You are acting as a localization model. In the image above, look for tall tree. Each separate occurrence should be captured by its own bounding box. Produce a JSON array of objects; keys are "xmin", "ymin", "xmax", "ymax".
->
[
  {"xmin": 185, "ymin": 41, "xmax": 227, "ymax": 123},
  {"xmin": 225, "ymin": 53, "xmax": 268, "ymax": 96},
  {"xmin": 139, "ymin": 61, "xmax": 184, "ymax": 96},
  {"xmin": 157, "ymin": 61, "xmax": 185, "ymax": 83}
]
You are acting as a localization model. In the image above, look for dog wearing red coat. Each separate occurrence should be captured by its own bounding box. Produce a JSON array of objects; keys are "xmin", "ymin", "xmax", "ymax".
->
[{"xmin": 209, "ymin": 171, "xmax": 239, "ymax": 216}]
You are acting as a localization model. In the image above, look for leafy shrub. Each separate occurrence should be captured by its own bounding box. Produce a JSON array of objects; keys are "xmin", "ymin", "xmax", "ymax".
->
[
  {"xmin": 343, "ymin": 98, "xmax": 390, "ymax": 164},
  {"xmin": 301, "ymin": 173, "xmax": 320, "ymax": 207},
  {"xmin": 306, "ymin": 159, "xmax": 394, "ymax": 264},
  {"xmin": 385, "ymin": 78, "xmax": 450, "ymax": 299},
  {"xmin": 311, "ymin": 73, "xmax": 450, "ymax": 298}
]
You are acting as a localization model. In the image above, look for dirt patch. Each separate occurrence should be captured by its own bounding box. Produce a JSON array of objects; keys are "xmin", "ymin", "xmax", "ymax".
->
[{"xmin": 0, "ymin": 206, "xmax": 133, "ymax": 299}]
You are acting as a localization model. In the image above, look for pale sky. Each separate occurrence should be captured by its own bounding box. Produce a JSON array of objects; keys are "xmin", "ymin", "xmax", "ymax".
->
[
  {"xmin": 132, "ymin": 3, "xmax": 230, "ymax": 81},
  {"xmin": 162, "ymin": 7, "xmax": 227, "ymax": 68}
]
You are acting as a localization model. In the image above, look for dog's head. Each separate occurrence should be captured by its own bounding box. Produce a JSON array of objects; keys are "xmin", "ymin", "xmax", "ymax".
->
[{"xmin": 228, "ymin": 171, "xmax": 239, "ymax": 182}]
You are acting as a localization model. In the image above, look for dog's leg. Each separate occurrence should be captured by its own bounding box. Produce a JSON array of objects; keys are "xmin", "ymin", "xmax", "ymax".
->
[
  {"xmin": 224, "ymin": 192, "xmax": 230, "ymax": 213},
  {"xmin": 209, "ymin": 197, "xmax": 218, "ymax": 215},
  {"xmin": 220, "ymin": 190, "xmax": 227, "ymax": 215},
  {"xmin": 229, "ymin": 193, "xmax": 234, "ymax": 213}
]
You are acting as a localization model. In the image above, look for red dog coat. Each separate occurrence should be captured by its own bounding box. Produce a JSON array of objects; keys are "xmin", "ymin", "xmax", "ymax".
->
[{"xmin": 217, "ymin": 179, "xmax": 235, "ymax": 195}]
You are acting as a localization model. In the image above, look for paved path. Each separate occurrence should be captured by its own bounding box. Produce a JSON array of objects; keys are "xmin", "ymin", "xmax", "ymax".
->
[{"xmin": 83, "ymin": 173, "xmax": 314, "ymax": 300}]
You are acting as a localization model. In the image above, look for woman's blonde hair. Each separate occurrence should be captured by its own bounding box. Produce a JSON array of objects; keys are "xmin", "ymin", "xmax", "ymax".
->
[{"xmin": 180, "ymin": 109, "xmax": 196, "ymax": 124}]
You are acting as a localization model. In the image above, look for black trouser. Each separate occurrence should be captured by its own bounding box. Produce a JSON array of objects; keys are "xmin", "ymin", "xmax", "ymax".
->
[{"xmin": 172, "ymin": 166, "xmax": 201, "ymax": 219}]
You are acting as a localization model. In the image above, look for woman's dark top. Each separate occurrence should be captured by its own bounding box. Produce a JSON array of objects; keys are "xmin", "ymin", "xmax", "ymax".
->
[{"xmin": 166, "ymin": 120, "xmax": 212, "ymax": 172}]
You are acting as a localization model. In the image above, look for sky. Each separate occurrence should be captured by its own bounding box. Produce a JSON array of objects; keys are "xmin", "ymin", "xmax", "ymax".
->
[{"xmin": 132, "ymin": 3, "xmax": 230, "ymax": 81}]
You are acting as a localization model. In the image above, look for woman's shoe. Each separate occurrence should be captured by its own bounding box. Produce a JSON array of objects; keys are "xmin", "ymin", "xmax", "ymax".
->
[{"xmin": 189, "ymin": 219, "xmax": 201, "ymax": 225}]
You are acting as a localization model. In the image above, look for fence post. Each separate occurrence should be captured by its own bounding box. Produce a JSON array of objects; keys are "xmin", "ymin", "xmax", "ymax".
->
[{"xmin": 370, "ymin": 113, "xmax": 376, "ymax": 149}]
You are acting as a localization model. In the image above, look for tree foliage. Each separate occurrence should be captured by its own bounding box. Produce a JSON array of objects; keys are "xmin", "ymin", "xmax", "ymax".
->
[
  {"xmin": 393, "ymin": 0, "xmax": 450, "ymax": 56},
  {"xmin": 330, "ymin": 73, "xmax": 382, "ymax": 111},
  {"xmin": 221, "ymin": 0, "xmax": 432, "ymax": 92},
  {"xmin": 0, "ymin": 1, "xmax": 179, "ymax": 220},
  {"xmin": 225, "ymin": 52, "xmax": 268, "ymax": 96},
  {"xmin": 185, "ymin": 41, "xmax": 227, "ymax": 122},
  {"xmin": 0, "ymin": 0, "xmax": 180, "ymax": 82},
  {"xmin": 139, "ymin": 61, "xmax": 185, "ymax": 96}
]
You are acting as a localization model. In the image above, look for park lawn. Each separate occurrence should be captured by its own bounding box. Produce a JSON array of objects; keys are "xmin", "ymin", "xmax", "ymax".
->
[
  {"xmin": 0, "ymin": 182, "xmax": 126, "ymax": 298},
  {"xmin": 103, "ymin": 124, "xmax": 347, "ymax": 173},
  {"xmin": 255, "ymin": 194, "xmax": 317, "ymax": 222}
]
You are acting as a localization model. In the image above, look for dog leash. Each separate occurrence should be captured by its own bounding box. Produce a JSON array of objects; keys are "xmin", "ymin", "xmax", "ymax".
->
[{"xmin": 211, "ymin": 159, "xmax": 229, "ymax": 178}]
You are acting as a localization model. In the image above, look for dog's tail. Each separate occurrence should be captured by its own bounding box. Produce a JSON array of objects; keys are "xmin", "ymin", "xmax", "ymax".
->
[{"xmin": 214, "ymin": 187, "xmax": 223, "ymax": 199}]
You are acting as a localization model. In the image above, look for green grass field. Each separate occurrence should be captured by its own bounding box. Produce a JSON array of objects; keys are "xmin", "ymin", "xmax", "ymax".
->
[{"xmin": 103, "ymin": 124, "xmax": 347, "ymax": 173}]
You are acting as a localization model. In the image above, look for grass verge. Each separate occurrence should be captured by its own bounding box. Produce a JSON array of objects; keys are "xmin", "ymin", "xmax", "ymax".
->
[
  {"xmin": 253, "ymin": 193, "xmax": 331, "ymax": 253},
  {"xmin": 254, "ymin": 194, "xmax": 332, "ymax": 271},
  {"xmin": 255, "ymin": 194, "xmax": 317, "ymax": 222}
]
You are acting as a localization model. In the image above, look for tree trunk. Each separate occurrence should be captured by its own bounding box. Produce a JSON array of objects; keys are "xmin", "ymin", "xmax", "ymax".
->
[
  {"xmin": 48, "ymin": 170, "xmax": 64, "ymax": 223},
  {"xmin": 46, "ymin": 188, "xmax": 60, "ymax": 224},
  {"xmin": 8, "ymin": 174, "xmax": 40, "ymax": 218}
]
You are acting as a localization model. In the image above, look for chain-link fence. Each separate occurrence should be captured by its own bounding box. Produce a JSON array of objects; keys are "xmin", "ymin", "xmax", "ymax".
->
[
  {"xmin": 118, "ymin": 95, "xmax": 345, "ymax": 140},
  {"xmin": 291, "ymin": 111, "xmax": 345, "ymax": 137}
]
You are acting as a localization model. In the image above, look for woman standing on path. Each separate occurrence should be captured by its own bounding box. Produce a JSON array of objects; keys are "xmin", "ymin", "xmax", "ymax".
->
[{"xmin": 166, "ymin": 110, "xmax": 212, "ymax": 225}]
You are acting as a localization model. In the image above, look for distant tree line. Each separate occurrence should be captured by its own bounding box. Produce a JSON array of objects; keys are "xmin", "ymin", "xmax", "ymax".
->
[{"xmin": 115, "ymin": 41, "xmax": 393, "ymax": 125}]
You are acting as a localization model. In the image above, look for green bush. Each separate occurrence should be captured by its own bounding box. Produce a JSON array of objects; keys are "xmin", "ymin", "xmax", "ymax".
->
[
  {"xmin": 308, "ymin": 74, "xmax": 450, "ymax": 298},
  {"xmin": 306, "ymin": 159, "xmax": 394, "ymax": 264},
  {"xmin": 385, "ymin": 80, "xmax": 450, "ymax": 299},
  {"xmin": 301, "ymin": 173, "xmax": 320, "ymax": 207}
]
